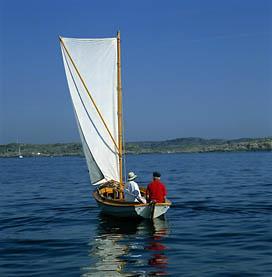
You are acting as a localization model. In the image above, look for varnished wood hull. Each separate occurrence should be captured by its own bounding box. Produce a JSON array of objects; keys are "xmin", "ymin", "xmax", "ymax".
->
[{"xmin": 93, "ymin": 189, "xmax": 171, "ymax": 219}]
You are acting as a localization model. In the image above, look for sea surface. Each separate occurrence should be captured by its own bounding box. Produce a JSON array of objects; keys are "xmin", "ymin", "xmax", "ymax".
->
[{"xmin": 0, "ymin": 152, "xmax": 271, "ymax": 276}]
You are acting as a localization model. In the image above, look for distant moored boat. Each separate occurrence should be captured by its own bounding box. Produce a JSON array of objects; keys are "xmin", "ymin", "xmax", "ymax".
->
[{"xmin": 18, "ymin": 144, "xmax": 23, "ymax": 159}]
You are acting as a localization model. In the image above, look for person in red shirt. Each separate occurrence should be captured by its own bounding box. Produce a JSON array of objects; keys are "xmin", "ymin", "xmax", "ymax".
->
[{"xmin": 146, "ymin": 172, "xmax": 167, "ymax": 203}]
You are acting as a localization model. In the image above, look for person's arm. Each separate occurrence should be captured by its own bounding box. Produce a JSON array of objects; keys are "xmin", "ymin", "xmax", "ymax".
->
[
  {"xmin": 133, "ymin": 187, "xmax": 140, "ymax": 198},
  {"xmin": 130, "ymin": 182, "xmax": 142, "ymax": 203},
  {"xmin": 134, "ymin": 188, "xmax": 146, "ymax": 203}
]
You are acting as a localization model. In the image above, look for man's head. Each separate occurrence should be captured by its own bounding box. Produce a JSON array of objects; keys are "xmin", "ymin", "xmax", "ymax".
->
[
  {"xmin": 153, "ymin": 171, "xmax": 161, "ymax": 180},
  {"xmin": 128, "ymin": 171, "xmax": 137, "ymax": 181}
]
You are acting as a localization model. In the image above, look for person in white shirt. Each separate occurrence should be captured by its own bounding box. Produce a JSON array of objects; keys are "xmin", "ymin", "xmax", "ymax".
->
[{"xmin": 124, "ymin": 172, "xmax": 146, "ymax": 203}]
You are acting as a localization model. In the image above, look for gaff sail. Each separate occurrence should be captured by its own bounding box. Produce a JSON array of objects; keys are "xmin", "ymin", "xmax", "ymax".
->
[{"xmin": 60, "ymin": 37, "xmax": 120, "ymax": 185}]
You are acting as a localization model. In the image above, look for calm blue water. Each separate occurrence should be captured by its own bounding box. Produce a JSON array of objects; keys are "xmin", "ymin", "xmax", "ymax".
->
[{"xmin": 0, "ymin": 152, "xmax": 271, "ymax": 276}]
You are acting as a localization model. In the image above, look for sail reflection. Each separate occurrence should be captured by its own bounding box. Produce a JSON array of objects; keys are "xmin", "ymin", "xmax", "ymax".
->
[{"xmin": 81, "ymin": 214, "xmax": 169, "ymax": 276}]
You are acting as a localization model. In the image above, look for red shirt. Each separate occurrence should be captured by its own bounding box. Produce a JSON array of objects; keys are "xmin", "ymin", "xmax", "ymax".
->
[{"xmin": 147, "ymin": 179, "xmax": 167, "ymax": 203}]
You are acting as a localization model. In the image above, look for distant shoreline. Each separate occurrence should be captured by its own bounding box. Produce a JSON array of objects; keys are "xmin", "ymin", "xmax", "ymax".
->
[{"xmin": 1, "ymin": 137, "xmax": 271, "ymax": 157}]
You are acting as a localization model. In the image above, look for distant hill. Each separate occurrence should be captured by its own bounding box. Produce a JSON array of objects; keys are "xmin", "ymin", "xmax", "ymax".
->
[
  {"xmin": 125, "ymin": 137, "xmax": 272, "ymax": 154},
  {"xmin": 0, "ymin": 137, "xmax": 271, "ymax": 157},
  {"xmin": 0, "ymin": 143, "xmax": 82, "ymax": 158}
]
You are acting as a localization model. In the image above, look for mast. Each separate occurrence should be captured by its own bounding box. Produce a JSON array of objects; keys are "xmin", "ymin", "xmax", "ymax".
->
[{"xmin": 117, "ymin": 31, "xmax": 123, "ymax": 193}]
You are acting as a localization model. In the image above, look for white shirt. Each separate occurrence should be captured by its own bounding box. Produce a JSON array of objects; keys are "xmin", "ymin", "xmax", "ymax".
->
[{"xmin": 124, "ymin": 180, "xmax": 141, "ymax": 202}]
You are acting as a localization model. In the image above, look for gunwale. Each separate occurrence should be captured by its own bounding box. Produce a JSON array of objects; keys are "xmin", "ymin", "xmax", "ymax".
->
[{"xmin": 93, "ymin": 188, "xmax": 172, "ymax": 208}]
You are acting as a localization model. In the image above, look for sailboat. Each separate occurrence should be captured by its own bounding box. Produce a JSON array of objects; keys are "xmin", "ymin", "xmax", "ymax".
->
[
  {"xmin": 18, "ymin": 145, "xmax": 23, "ymax": 158},
  {"xmin": 60, "ymin": 32, "xmax": 171, "ymax": 219},
  {"xmin": 17, "ymin": 141, "xmax": 23, "ymax": 159}
]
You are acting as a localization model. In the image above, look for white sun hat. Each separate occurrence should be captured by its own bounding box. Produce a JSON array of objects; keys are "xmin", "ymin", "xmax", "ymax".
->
[{"xmin": 128, "ymin": 171, "xmax": 137, "ymax": 181}]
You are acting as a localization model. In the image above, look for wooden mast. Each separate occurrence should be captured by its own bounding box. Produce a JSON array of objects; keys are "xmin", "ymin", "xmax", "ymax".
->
[{"xmin": 117, "ymin": 31, "xmax": 123, "ymax": 195}]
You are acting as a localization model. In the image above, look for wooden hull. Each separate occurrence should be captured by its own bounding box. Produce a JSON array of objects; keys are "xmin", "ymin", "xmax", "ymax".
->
[{"xmin": 93, "ymin": 189, "xmax": 171, "ymax": 219}]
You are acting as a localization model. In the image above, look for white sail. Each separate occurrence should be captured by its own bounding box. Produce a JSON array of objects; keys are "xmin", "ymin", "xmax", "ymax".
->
[{"xmin": 60, "ymin": 37, "xmax": 119, "ymax": 184}]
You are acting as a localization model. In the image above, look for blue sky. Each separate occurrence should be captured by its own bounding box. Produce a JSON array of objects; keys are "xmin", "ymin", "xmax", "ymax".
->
[{"xmin": 0, "ymin": 0, "xmax": 271, "ymax": 144}]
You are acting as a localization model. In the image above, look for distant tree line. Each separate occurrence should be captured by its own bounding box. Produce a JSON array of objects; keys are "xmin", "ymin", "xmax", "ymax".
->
[{"xmin": 0, "ymin": 137, "xmax": 271, "ymax": 157}]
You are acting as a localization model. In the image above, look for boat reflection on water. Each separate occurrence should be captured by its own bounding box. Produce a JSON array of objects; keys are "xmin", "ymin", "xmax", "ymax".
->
[
  {"xmin": 145, "ymin": 218, "xmax": 168, "ymax": 274},
  {"xmin": 81, "ymin": 214, "xmax": 170, "ymax": 276}
]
